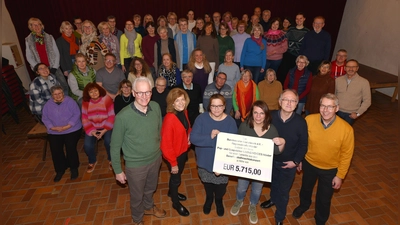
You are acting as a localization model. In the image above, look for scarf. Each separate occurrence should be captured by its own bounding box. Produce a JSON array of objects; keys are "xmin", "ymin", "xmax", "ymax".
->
[
  {"xmin": 26, "ymin": 32, "xmax": 58, "ymax": 68},
  {"xmin": 124, "ymin": 28, "xmax": 137, "ymax": 57},
  {"xmin": 100, "ymin": 34, "xmax": 118, "ymax": 56},
  {"xmin": 32, "ymin": 30, "xmax": 45, "ymax": 45},
  {"xmin": 79, "ymin": 31, "xmax": 97, "ymax": 54},
  {"xmin": 251, "ymin": 35, "xmax": 264, "ymax": 50},
  {"xmin": 175, "ymin": 31, "xmax": 195, "ymax": 69},
  {"xmin": 235, "ymin": 80, "xmax": 257, "ymax": 121},
  {"xmin": 159, "ymin": 63, "xmax": 178, "ymax": 87},
  {"xmin": 62, "ymin": 33, "xmax": 79, "ymax": 55}
]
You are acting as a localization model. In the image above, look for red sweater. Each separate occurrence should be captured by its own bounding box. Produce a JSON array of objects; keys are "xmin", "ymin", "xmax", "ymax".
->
[{"xmin": 160, "ymin": 111, "xmax": 191, "ymax": 166}]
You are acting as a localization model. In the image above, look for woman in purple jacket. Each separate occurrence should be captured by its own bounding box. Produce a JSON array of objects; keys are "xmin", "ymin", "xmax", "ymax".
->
[{"xmin": 42, "ymin": 85, "xmax": 82, "ymax": 182}]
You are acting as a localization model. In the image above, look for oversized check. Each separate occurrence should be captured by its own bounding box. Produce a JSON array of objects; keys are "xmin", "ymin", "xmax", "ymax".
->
[{"xmin": 213, "ymin": 132, "xmax": 274, "ymax": 182}]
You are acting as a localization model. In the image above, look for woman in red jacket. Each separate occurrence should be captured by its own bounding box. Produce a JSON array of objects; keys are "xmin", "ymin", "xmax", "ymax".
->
[{"xmin": 160, "ymin": 88, "xmax": 191, "ymax": 217}]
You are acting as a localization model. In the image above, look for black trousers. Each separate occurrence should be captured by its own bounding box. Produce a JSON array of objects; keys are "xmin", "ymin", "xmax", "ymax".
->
[
  {"xmin": 48, "ymin": 128, "xmax": 81, "ymax": 173},
  {"xmin": 166, "ymin": 151, "xmax": 188, "ymax": 204},
  {"xmin": 203, "ymin": 182, "xmax": 227, "ymax": 206},
  {"xmin": 299, "ymin": 159, "xmax": 337, "ymax": 225}
]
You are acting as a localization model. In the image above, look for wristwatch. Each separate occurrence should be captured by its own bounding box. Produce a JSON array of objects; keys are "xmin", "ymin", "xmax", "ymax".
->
[{"xmin": 292, "ymin": 161, "xmax": 299, "ymax": 167}]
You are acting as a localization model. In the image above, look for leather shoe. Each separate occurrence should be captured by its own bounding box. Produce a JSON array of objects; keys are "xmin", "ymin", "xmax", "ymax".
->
[
  {"xmin": 260, "ymin": 199, "xmax": 275, "ymax": 208},
  {"xmin": 292, "ymin": 206, "xmax": 306, "ymax": 219},
  {"xmin": 70, "ymin": 169, "xmax": 78, "ymax": 180},
  {"xmin": 172, "ymin": 202, "xmax": 190, "ymax": 217},
  {"xmin": 276, "ymin": 222, "xmax": 283, "ymax": 225},
  {"xmin": 54, "ymin": 172, "xmax": 65, "ymax": 182},
  {"xmin": 168, "ymin": 192, "xmax": 187, "ymax": 201}
]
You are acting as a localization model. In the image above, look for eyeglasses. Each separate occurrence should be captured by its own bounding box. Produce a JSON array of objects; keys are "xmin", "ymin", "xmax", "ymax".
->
[
  {"xmin": 210, "ymin": 105, "xmax": 224, "ymax": 109},
  {"xmin": 83, "ymin": 26, "xmax": 92, "ymax": 29},
  {"xmin": 281, "ymin": 99, "xmax": 298, "ymax": 104},
  {"xmin": 134, "ymin": 91, "xmax": 151, "ymax": 97},
  {"xmin": 320, "ymin": 104, "xmax": 337, "ymax": 111},
  {"xmin": 105, "ymin": 59, "xmax": 115, "ymax": 63}
]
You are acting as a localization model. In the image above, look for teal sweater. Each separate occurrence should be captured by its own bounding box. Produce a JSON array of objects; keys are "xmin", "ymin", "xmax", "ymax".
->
[{"xmin": 110, "ymin": 101, "xmax": 162, "ymax": 174}]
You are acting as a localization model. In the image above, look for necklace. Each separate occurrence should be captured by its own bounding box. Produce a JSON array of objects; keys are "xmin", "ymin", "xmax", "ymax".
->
[{"xmin": 122, "ymin": 94, "xmax": 131, "ymax": 103}]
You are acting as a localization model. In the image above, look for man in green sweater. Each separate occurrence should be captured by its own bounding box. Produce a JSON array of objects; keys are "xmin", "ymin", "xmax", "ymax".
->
[
  {"xmin": 292, "ymin": 93, "xmax": 354, "ymax": 225},
  {"xmin": 110, "ymin": 77, "xmax": 166, "ymax": 225}
]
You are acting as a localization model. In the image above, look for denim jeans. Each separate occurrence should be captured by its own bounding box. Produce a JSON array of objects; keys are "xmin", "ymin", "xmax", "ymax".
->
[
  {"xmin": 337, "ymin": 111, "xmax": 355, "ymax": 125},
  {"xmin": 295, "ymin": 102, "xmax": 305, "ymax": 115},
  {"xmin": 236, "ymin": 178, "xmax": 264, "ymax": 205},
  {"xmin": 84, "ymin": 129, "xmax": 112, "ymax": 163},
  {"xmin": 243, "ymin": 65, "xmax": 262, "ymax": 84},
  {"xmin": 266, "ymin": 59, "xmax": 282, "ymax": 74}
]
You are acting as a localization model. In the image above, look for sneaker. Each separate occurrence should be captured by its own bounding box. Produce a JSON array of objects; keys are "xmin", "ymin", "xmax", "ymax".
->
[
  {"xmin": 86, "ymin": 162, "xmax": 97, "ymax": 173},
  {"xmin": 108, "ymin": 161, "xmax": 113, "ymax": 171},
  {"xmin": 249, "ymin": 204, "xmax": 258, "ymax": 224},
  {"xmin": 144, "ymin": 205, "xmax": 166, "ymax": 218},
  {"xmin": 230, "ymin": 200, "xmax": 243, "ymax": 216}
]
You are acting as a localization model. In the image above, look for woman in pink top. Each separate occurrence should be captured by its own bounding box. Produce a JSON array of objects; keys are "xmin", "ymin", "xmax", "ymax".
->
[
  {"xmin": 263, "ymin": 18, "xmax": 288, "ymax": 73},
  {"xmin": 82, "ymin": 82, "xmax": 115, "ymax": 173}
]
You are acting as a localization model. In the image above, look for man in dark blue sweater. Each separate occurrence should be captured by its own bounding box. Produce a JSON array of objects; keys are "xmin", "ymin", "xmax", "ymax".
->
[
  {"xmin": 299, "ymin": 16, "xmax": 331, "ymax": 75},
  {"xmin": 260, "ymin": 89, "xmax": 308, "ymax": 225}
]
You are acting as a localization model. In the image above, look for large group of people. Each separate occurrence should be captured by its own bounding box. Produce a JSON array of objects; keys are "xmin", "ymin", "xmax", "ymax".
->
[{"xmin": 26, "ymin": 6, "xmax": 372, "ymax": 225}]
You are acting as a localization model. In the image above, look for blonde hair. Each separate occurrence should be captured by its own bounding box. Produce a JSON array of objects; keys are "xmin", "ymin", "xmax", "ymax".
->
[
  {"xmin": 97, "ymin": 21, "xmax": 111, "ymax": 34},
  {"xmin": 59, "ymin": 21, "xmax": 74, "ymax": 33},
  {"xmin": 28, "ymin": 17, "xmax": 44, "ymax": 31}
]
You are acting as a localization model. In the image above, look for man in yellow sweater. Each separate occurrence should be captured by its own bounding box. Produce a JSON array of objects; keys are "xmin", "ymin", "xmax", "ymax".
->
[{"xmin": 292, "ymin": 93, "xmax": 354, "ymax": 225}]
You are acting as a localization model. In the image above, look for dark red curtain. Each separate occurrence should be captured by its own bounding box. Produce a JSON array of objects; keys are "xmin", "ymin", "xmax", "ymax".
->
[{"xmin": 5, "ymin": 0, "xmax": 346, "ymax": 79}]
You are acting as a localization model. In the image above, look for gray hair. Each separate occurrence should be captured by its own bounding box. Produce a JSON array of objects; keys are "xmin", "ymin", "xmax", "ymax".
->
[
  {"xmin": 279, "ymin": 89, "xmax": 299, "ymax": 102},
  {"xmin": 133, "ymin": 77, "xmax": 152, "ymax": 92},
  {"xmin": 320, "ymin": 93, "xmax": 339, "ymax": 106},
  {"xmin": 50, "ymin": 85, "xmax": 64, "ymax": 94}
]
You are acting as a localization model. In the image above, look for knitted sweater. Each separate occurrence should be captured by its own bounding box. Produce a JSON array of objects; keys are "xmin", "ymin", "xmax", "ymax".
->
[
  {"xmin": 240, "ymin": 37, "xmax": 267, "ymax": 68},
  {"xmin": 232, "ymin": 33, "xmax": 250, "ymax": 62},
  {"xmin": 335, "ymin": 73, "xmax": 371, "ymax": 115},
  {"xmin": 305, "ymin": 74, "xmax": 335, "ymax": 114},
  {"xmin": 217, "ymin": 35, "xmax": 235, "ymax": 64},
  {"xmin": 161, "ymin": 111, "xmax": 191, "ymax": 166},
  {"xmin": 196, "ymin": 35, "xmax": 220, "ymax": 69},
  {"xmin": 81, "ymin": 95, "xmax": 115, "ymax": 135},
  {"xmin": 110, "ymin": 101, "xmax": 162, "ymax": 173},
  {"xmin": 258, "ymin": 80, "xmax": 282, "ymax": 110},
  {"xmin": 190, "ymin": 112, "xmax": 238, "ymax": 172},
  {"xmin": 285, "ymin": 26, "xmax": 309, "ymax": 56},
  {"xmin": 271, "ymin": 110, "xmax": 308, "ymax": 163},
  {"xmin": 299, "ymin": 29, "xmax": 331, "ymax": 61},
  {"xmin": 42, "ymin": 96, "xmax": 82, "ymax": 135},
  {"xmin": 119, "ymin": 33, "xmax": 143, "ymax": 65},
  {"xmin": 218, "ymin": 63, "xmax": 241, "ymax": 89},
  {"xmin": 305, "ymin": 114, "xmax": 354, "ymax": 179},
  {"xmin": 263, "ymin": 30, "xmax": 288, "ymax": 60},
  {"xmin": 203, "ymin": 83, "xmax": 233, "ymax": 114},
  {"xmin": 142, "ymin": 35, "xmax": 160, "ymax": 68}
]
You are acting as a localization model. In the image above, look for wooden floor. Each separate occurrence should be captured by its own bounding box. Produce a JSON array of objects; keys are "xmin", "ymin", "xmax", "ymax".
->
[{"xmin": 1, "ymin": 93, "xmax": 398, "ymax": 225}]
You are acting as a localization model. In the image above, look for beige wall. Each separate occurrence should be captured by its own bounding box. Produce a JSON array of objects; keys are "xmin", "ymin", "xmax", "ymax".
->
[
  {"xmin": 2, "ymin": 0, "xmax": 31, "ymax": 89},
  {"xmin": 334, "ymin": 0, "xmax": 399, "ymax": 98}
]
